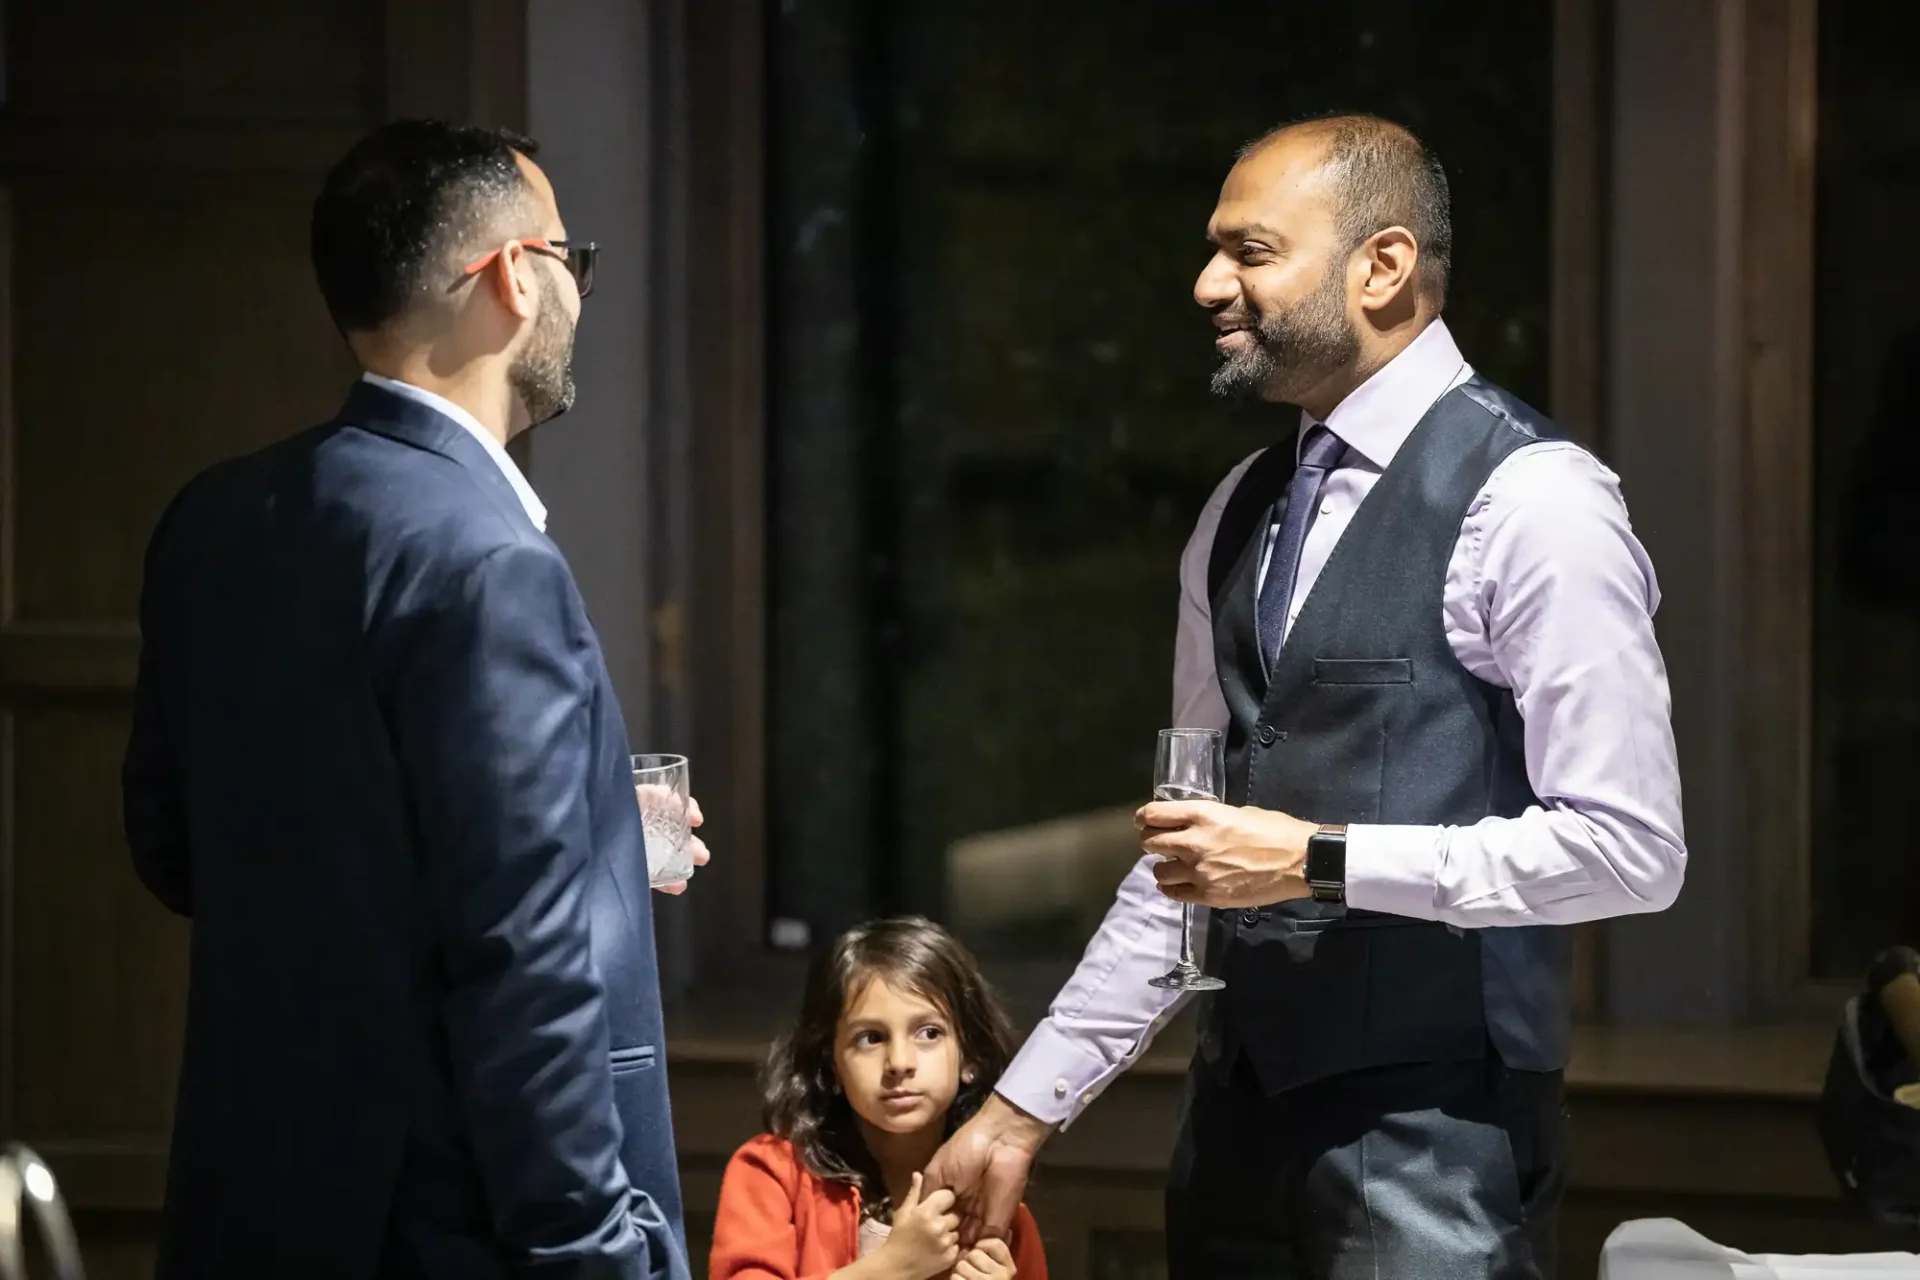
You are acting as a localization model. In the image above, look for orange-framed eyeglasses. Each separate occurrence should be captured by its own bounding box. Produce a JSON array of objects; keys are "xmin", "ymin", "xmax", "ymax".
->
[{"xmin": 460, "ymin": 238, "xmax": 597, "ymax": 298}]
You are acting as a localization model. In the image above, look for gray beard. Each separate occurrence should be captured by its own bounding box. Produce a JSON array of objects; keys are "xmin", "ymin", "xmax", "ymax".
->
[{"xmin": 1209, "ymin": 269, "xmax": 1359, "ymax": 402}]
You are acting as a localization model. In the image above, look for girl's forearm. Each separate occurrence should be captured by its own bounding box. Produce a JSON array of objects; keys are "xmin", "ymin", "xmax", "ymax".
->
[{"xmin": 830, "ymin": 1255, "xmax": 912, "ymax": 1280}]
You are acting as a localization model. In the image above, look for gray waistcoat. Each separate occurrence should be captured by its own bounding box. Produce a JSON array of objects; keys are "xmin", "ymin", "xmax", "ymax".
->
[{"xmin": 1202, "ymin": 376, "xmax": 1573, "ymax": 1093}]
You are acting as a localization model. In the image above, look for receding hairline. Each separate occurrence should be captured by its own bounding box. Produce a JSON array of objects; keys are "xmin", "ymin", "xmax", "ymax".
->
[
  {"xmin": 1238, "ymin": 113, "xmax": 1421, "ymax": 174},
  {"xmin": 1230, "ymin": 112, "xmax": 1452, "ymax": 307}
]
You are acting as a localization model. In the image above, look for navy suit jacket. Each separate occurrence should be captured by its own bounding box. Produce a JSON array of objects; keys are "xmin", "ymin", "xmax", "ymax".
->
[{"xmin": 123, "ymin": 381, "xmax": 687, "ymax": 1280}]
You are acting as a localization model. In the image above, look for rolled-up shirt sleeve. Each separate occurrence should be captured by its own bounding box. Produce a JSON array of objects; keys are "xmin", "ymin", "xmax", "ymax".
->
[
  {"xmin": 1344, "ymin": 443, "xmax": 1688, "ymax": 927},
  {"xmin": 996, "ymin": 458, "xmax": 1252, "ymax": 1128}
]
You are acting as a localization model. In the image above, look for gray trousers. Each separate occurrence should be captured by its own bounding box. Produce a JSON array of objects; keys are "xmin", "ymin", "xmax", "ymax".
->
[{"xmin": 1165, "ymin": 1046, "xmax": 1565, "ymax": 1279}]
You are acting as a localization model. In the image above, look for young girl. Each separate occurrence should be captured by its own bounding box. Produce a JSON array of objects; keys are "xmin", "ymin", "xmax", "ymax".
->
[{"xmin": 710, "ymin": 917, "xmax": 1047, "ymax": 1280}]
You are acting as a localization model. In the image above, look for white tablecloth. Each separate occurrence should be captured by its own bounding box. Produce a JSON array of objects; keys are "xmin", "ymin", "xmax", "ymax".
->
[{"xmin": 1601, "ymin": 1219, "xmax": 1920, "ymax": 1279}]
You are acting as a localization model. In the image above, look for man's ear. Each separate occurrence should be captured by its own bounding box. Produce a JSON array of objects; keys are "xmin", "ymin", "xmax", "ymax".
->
[
  {"xmin": 477, "ymin": 239, "xmax": 541, "ymax": 322},
  {"xmin": 1356, "ymin": 226, "xmax": 1420, "ymax": 317}
]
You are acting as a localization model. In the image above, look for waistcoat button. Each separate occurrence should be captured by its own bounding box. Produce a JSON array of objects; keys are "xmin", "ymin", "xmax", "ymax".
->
[
  {"xmin": 1241, "ymin": 909, "xmax": 1261, "ymax": 927},
  {"xmin": 1256, "ymin": 723, "xmax": 1278, "ymax": 747}
]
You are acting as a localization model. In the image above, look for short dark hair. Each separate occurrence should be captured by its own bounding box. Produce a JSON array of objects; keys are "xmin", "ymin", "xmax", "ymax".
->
[
  {"xmin": 310, "ymin": 119, "xmax": 541, "ymax": 334},
  {"xmin": 1242, "ymin": 112, "xmax": 1453, "ymax": 308},
  {"xmin": 761, "ymin": 917, "xmax": 1016, "ymax": 1213}
]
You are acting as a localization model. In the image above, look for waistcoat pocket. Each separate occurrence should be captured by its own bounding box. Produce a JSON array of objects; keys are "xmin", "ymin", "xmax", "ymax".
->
[{"xmin": 1311, "ymin": 657, "xmax": 1412, "ymax": 685}]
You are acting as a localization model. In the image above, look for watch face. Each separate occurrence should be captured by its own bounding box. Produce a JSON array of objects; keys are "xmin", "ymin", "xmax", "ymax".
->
[{"xmin": 1307, "ymin": 831, "xmax": 1345, "ymax": 901}]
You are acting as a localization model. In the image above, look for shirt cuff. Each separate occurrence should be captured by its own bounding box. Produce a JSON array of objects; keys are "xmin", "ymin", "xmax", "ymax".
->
[
  {"xmin": 1342, "ymin": 824, "xmax": 1446, "ymax": 920},
  {"xmin": 995, "ymin": 1018, "xmax": 1118, "ymax": 1130}
]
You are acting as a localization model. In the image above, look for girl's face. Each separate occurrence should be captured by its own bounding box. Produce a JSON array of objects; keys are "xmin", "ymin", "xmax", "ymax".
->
[{"xmin": 832, "ymin": 975, "xmax": 962, "ymax": 1136}]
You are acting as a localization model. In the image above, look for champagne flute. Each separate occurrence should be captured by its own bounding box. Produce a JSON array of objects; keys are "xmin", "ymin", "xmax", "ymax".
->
[{"xmin": 1147, "ymin": 728, "xmax": 1227, "ymax": 992}]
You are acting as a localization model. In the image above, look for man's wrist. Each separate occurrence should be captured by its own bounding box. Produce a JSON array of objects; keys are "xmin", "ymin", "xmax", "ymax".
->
[
  {"xmin": 982, "ymin": 1092, "xmax": 1053, "ymax": 1154},
  {"xmin": 1251, "ymin": 806, "xmax": 1316, "ymax": 895}
]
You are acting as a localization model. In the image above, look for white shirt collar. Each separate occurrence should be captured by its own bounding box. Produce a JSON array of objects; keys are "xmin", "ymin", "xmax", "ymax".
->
[
  {"xmin": 1297, "ymin": 318, "xmax": 1472, "ymax": 469},
  {"xmin": 359, "ymin": 372, "xmax": 548, "ymax": 532}
]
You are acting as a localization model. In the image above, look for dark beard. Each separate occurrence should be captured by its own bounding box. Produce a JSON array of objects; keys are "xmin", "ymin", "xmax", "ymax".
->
[
  {"xmin": 1209, "ymin": 262, "xmax": 1360, "ymax": 402},
  {"xmin": 508, "ymin": 287, "xmax": 578, "ymax": 426}
]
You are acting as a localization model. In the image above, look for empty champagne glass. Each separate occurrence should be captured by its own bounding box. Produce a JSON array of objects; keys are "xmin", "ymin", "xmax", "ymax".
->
[{"xmin": 1147, "ymin": 728, "xmax": 1227, "ymax": 992}]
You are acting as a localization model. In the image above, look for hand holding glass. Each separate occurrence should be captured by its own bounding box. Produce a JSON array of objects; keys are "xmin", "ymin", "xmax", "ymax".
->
[
  {"xmin": 1148, "ymin": 728, "xmax": 1227, "ymax": 992},
  {"xmin": 633, "ymin": 754, "xmax": 697, "ymax": 887}
]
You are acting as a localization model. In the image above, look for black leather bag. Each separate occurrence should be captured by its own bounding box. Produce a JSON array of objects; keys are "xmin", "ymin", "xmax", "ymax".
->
[{"xmin": 1820, "ymin": 976, "xmax": 1920, "ymax": 1232}]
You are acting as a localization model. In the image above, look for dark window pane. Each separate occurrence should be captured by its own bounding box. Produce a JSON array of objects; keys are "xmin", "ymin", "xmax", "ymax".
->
[
  {"xmin": 1811, "ymin": 1, "xmax": 1920, "ymax": 978},
  {"xmin": 766, "ymin": 1, "xmax": 1552, "ymax": 960}
]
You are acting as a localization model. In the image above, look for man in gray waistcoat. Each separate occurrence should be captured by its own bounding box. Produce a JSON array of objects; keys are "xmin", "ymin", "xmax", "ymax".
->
[{"xmin": 929, "ymin": 113, "xmax": 1688, "ymax": 1279}]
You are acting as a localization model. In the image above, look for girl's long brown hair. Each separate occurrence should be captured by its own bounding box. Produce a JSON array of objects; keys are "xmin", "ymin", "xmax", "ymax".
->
[{"xmin": 761, "ymin": 916, "xmax": 1017, "ymax": 1211}]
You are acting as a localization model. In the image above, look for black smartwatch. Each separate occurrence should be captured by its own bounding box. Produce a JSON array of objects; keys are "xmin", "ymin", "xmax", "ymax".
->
[{"xmin": 1305, "ymin": 824, "xmax": 1348, "ymax": 904}]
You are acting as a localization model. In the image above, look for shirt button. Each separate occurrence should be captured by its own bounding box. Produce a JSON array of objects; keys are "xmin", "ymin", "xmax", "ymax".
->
[
  {"xmin": 1320, "ymin": 499, "xmax": 1335, "ymax": 515},
  {"xmin": 1053, "ymin": 1078, "xmax": 1069, "ymax": 1099}
]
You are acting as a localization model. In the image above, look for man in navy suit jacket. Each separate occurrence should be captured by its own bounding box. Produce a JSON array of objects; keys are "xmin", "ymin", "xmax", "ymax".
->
[{"xmin": 122, "ymin": 120, "xmax": 692, "ymax": 1280}]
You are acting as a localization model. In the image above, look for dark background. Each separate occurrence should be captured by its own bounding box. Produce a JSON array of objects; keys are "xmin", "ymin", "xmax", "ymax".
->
[{"xmin": 764, "ymin": 0, "xmax": 1552, "ymax": 958}]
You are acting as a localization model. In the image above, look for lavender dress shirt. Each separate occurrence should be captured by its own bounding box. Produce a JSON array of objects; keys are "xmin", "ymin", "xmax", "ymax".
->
[{"xmin": 996, "ymin": 319, "xmax": 1688, "ymax": 1127}]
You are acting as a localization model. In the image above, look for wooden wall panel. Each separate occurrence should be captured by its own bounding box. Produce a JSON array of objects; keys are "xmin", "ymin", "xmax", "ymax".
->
[
  {"xmin": 0, "ymin": 3, "xmax": 468, "ymax": 1273},
  {"xmin": 678, "ymin": 0, "xmax": 767, "ymax": 984},
  {"xmin": 7, "ymin": 1, "xmax": 383, "ymax": 121},
  {"xmin": 61, "ymin": 1211, "xmax": 168, "ymax": 1280},
  {"xmin": 1740, "ymin": 0, "xmax": 1823, "ymax": 1015},
  {"xmin": 9, "ymin": 180, "xmax": 353, "ymax": 622},
  {"xmin": 10, "ymin": 706, "xmax": 187, "ymax": 1140}
]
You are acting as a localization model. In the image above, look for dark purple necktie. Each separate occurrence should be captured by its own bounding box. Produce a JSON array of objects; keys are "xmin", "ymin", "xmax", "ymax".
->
[{"xmin": 1257, "ymin": 426, "xmax": 1347, "ymax": 673}]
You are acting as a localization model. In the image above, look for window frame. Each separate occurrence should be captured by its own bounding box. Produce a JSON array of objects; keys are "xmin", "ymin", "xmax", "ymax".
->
[{"xmin": 1742, "ymin": 0, "xmax": 1839, "ymax": 1016}]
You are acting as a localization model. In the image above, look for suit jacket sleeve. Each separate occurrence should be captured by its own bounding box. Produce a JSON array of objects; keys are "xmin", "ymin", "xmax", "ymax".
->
[
  {"xmin": 389, "ymin": 539, "xmax": 659, "ymax": 1279},
  {"xmin": 124, "ymin": 497, "xmax": 192, "ymax": 917}
]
